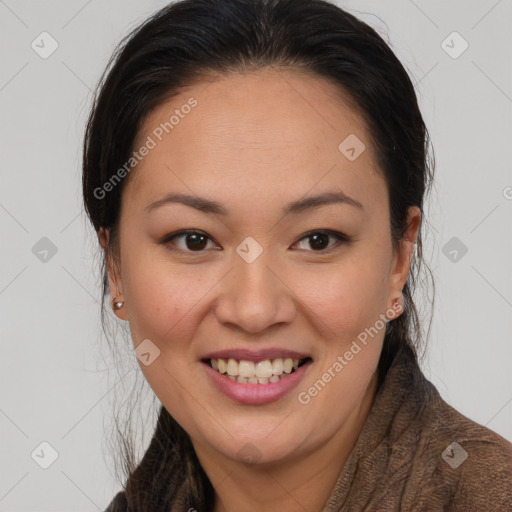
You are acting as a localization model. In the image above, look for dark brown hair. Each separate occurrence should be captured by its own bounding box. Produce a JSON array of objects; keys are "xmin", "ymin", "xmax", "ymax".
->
[{"xmin": 82, "ymin": 0, "xmax": 435, "ymax": 509}]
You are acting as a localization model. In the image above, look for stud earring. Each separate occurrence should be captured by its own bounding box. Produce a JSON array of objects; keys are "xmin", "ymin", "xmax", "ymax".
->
[{"xmin": 112, "ymin": 296, "xmax": 124, "ymax": 311}]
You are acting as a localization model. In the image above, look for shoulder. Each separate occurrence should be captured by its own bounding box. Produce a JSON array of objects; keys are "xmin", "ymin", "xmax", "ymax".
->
[
  {"xmin": 412, "ymin": 383, "xmax": 512, "ymax": 510},
  {"xmin": 328, "ymin": 348, "xmax": 511, "ymax": 511},
  {"xmin": 103, "ymin": 491, "xmax": 128, "ymax": 512}
]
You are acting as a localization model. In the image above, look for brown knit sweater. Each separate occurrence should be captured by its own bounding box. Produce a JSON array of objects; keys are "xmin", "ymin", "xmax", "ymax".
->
[{"xmin": 105, "ymin": 347, "xmax": 512, "ymax": 511}]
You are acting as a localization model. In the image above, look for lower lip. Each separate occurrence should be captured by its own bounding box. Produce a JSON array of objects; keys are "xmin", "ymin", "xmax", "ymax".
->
[{"xmin": 202, "ymin": 360, "xmax": 312, "ymax": 405}]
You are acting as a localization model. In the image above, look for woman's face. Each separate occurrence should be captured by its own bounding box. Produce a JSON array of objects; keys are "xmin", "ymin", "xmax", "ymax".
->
[{"xmin": 102, "ymin": 68, "xmax": 419, "ymax": 469}]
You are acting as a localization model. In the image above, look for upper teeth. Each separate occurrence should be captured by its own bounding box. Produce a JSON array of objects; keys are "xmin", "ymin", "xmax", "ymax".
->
[{"xmin": 211, "ymin": 358, "xmax": 300, "ymax": 378}]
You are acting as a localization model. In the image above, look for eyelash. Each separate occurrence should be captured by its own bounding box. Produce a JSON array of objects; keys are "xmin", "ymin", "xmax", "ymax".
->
[{"xmin": 161, "ymin": 229, "xmax": 351, "ymax": 254}]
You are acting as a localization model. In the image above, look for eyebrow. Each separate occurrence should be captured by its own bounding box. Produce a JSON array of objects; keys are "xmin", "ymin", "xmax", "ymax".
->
[{"xmin": 144, "ymin": 190, "xmax": 364, "ymax": 216}]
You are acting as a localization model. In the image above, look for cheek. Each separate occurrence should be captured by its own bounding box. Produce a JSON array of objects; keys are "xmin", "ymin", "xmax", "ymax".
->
[
  {"xmin": 121, "ymin": 247, "xmax": 207, "ymax": 347},
  {"xmin": 295, "ymin": 254, "xmax": 390, "ymax": 340},
  {"xmin": 119, "ymin": 257, "xmax": 205, "ymax": 419}
]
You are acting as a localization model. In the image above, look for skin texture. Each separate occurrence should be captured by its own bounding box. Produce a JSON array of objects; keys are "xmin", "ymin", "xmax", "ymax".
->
[{"xmin": 99, "ymin": 67, "xmax": 421, "ymax": 512}]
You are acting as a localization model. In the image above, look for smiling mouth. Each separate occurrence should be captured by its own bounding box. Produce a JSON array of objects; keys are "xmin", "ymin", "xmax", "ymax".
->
[{"xmin": 202, "ymin": 357, "xmax": 312, "ymax": 384}]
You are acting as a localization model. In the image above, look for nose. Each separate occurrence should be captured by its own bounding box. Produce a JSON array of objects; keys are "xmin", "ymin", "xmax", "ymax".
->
[{"xmin": 213, "ymin": 249, "xmax": 296, "ymax": 335}]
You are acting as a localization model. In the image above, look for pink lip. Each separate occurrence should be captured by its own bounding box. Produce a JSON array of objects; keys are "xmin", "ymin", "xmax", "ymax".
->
[
  {"xmin": 202, "ymin": 359, "xmax": 312, "ymax": 405},
  {"xmin": 201, "ymin": 348, "xmax": 310, "ymax": 362}
]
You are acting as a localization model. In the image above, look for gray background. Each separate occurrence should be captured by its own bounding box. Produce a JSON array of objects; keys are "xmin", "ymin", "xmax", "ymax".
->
[{"xmin": 1, "ymin": 0, "xmax": 511, "ymax": 509}]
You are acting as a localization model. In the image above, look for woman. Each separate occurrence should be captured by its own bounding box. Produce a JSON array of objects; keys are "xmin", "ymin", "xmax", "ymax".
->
[{"xmin": 81, "ymin": 0, "xmax": 512, "ymax": 510}]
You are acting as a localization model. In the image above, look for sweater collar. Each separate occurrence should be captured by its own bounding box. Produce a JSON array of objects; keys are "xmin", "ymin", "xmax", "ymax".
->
[{"xmin": 320, "ymin": 346, "xmax": 431, "ymax": 511}]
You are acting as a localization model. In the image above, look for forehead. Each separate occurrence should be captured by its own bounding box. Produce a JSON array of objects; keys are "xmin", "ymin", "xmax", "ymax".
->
[{"xmin": 124, "ymin": 67, "xmax": 385, "ymax": 212}]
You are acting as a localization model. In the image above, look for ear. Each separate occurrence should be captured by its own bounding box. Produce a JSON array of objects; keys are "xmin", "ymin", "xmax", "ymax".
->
[
  {"xmin": 98, "ymin": 227, "xmax": 128, "ymax": 321},
  {"xmin": 387, "ymin": 206, "xmax": 421, "ymax": 312}
]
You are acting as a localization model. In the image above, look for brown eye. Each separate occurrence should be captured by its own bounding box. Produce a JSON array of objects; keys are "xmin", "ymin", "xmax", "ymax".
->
[
  {"xmin": 163, "ymin": 230, "xmax": 216, "ymax": 252},
  {"xmin": 308, "ymin": 233, "xmax": 330, "ymax": 250},
  {"xmin": 294, "ymin": 230, "xmax": 350, "ymax": 252}
]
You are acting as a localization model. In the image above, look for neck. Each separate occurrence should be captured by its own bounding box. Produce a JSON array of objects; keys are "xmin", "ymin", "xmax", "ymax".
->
[{"xmin": 195, "ymin": 372, "xmax": 378, "ymax": 512}]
